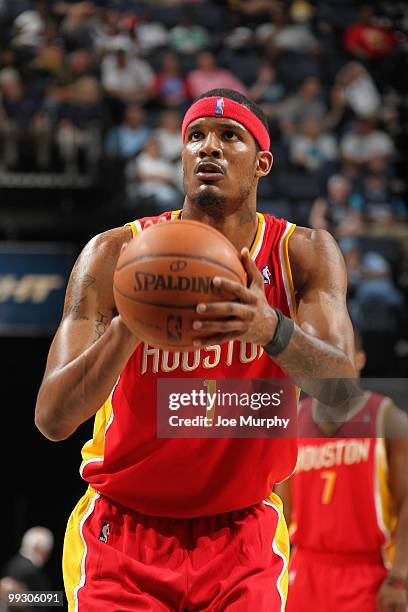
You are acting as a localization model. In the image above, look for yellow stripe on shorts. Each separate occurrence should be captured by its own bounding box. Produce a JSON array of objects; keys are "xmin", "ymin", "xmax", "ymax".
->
[
  {"xmin": 62, "ymin": 487, "xmax": 99, "ymax": 612},
  {"xmin": 263, "ymin": 491, "xmax": 290, "ymax": 612}
]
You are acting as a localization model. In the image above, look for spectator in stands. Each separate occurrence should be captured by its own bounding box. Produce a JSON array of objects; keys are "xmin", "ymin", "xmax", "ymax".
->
[
  {"xmin": 235, "ymin": 0, "xmax": 276, "ymax": 17},
  {"xmin": 126, "ymin": 138, "xmax": 181, "ymax": 211},
  {"xmin": 248, "ymin": 63, "xmax": 286, "ymax": 111},
  {"xmin": 92, "ymin": 8, "xmax": 135, "ymax": 55},
  {"xmin": 277, "ymin": 76, "xmax": 326, "ymax": 134},
  {"xmin": 340, "ymin": 118, "xmax": 395, "ymax": 170},
  {"xmin": 153, "ymin": 52, "xmax": 191, "ymax": 110},
  {"xmin": 289, "ymin": 117, "xmax": 337, "ymax": 175},
  {"xmin": 169, "ymin": 12, "xmax": 210, "ymax": 56},
  {"xmin": 309, "ymin": 174, "xmax": 364, "ymax": 239},
  {"xmin": 56, "ymin": 1, "xmax": 96, "ymax": 51},
  {"xmin": 187, "ymin": 51, "xmax": 247, "ymax": 99},
  {"xmin": 30, "ymin": 23, "xmax": 65, "ymax": 79},
  {"xmin": 359, "ymin": 172, "xmax": 407, "ymax": 228},
  {"xmin": 153, "ymin": 110, "xmax": 182, "ymax": 163},
  {"xmin": 66, "ymin": 48, "xmax": 95, "ymax": 79},
  {"xmin": 101, "ymin": 48, "xmax": 154, "ymax": 105},
  {"xmin": 56, "ymin": 75, "xmax": 102, "ymax": 173},
  {"xmin": 136, "ymin": 9, "xmax": 168, "ymax": 56},
  {"xmin": 11, "ymin": 0, "xmax": 48, "ymax": 53},
  {"xmin": 1, "ymin": 526, "xmax": 54, "ymax": 591},
  {"xmin": 0, "ymin": 67, "xmax": 48, "ymax": 170},
  {"xmin": 256, "ymin": 2, "xmax": 319, "ymax": 59},
  {"xmin": 105, "ymin": 104, "xmax": 151, "ymax": 160},
  {"xmin": 349, "ymin": 250, "xmax": 405, "ymax": 331},
  {"xmin": 341, "ymin": 237, "xmax": 362, "ymax": 296},
  {"xmin": 335, "ymin": 62, "xmax": 381, "ymax": 119},
  {"xmin": 344, "ymin": 5, "xmax": 399, "ymax": 61}
]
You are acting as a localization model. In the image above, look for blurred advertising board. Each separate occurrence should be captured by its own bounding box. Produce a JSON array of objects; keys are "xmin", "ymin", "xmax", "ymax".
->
[{"xmin": 0, "ymin": 243, "xmax": 75, "ymax": 335}]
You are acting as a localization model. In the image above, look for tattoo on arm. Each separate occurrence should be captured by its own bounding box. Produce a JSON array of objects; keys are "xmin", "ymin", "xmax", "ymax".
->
[
  {"xmin": 94, "ymin": 311, "xmax": 109, "ymax": 341},
  {"xmin": 63, "ymin": 297, "xmax": 90, "ymax": 321},
  {"xmin": 63, "ymin": 273, "xmax": 96, "ymax": 320}
]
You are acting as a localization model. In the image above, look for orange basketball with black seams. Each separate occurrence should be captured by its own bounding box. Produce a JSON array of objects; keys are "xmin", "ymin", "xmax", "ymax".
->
[{"xmin": 113, "ymin": 219, "xmax": 246, "ymax": 351}]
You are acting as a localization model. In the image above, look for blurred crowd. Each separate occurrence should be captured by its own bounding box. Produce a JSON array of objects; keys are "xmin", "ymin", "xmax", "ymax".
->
[{"xmin": 0, "ymin": 0, "xmax": 407, "ymax": 336}]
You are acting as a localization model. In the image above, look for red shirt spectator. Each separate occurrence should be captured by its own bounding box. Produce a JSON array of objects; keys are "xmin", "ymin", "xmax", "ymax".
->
[{"xmin": 344, "ymin": 6, "xmax": 399, "ymax": 59}]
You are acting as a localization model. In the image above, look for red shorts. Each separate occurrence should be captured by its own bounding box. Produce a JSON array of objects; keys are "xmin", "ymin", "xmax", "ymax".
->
[
  {"xmin": 286, "ymin": 547, "xmax": 387, "ymax": 612},
  {"xmin": 63, "ymin": 488, "xmax": 289, "ymax": 611}
]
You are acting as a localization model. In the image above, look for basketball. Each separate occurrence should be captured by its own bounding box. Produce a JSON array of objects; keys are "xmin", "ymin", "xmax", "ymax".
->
[{"xmin": 113, "ymin": 220, "xmax": 246, "ymax": 351}]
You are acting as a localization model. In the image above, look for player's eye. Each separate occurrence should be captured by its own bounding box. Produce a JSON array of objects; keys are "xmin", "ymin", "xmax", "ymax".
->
[
  {"xmin": 223, "ymin": 130, "xmax": 238, "ymax": 141},
  {"xmin": 190, "ymin": 131, "xmax": 204, "ymax": 140}
]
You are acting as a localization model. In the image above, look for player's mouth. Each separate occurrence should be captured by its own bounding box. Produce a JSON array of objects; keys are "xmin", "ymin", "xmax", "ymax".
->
[{"xmin": 195, "ymin": 162, "xmax": 224, "ymax": 182}]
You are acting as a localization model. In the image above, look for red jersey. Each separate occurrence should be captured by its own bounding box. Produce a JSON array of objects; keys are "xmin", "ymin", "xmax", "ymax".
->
[
  {"xmin": 80, "ymin": 210, "xmax": 298, "ymax": 517},
  {"xmin": 290, "ymin": 393, "xmax": 396, "ymax": 567}
]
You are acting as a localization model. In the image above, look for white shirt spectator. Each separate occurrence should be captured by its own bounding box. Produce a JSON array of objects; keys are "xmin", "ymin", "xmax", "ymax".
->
[
  {"xmin": 153, "ymin": 127, "xmax": 182, "ymax": 162},
  {"xmin": 101, "ymin": 53, "xmax": 154, "ymax": 99},
  {"xmin": 343, "ymin": 75, "xmax": 381, "ymax": 118},
  {"xmin": 256, "ymin": 23, "xmax": 318, "ymax": 52},
  {"xmin": 290, "ymin": 133, "xmax": 337, "ymax": 171},
  {"xmin": 340, "ymin": 130, "xmax": 394, "ymax": 163},
  {"xmin": 13, "ymin": 10, "xmax": 45, "ymax": 47},
  {"xmin": 136, "ymin": 22, "xmax": 168, "ymax": 55}
]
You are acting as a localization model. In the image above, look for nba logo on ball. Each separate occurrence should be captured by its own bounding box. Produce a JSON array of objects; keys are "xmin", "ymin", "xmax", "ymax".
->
[{"xmin": 215, "ymin": 97, "xmax": 224, "ymax": 115}]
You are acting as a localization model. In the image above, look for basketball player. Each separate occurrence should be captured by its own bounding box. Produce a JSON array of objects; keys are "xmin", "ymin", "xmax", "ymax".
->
[
  {"xmin": 276, "ymin": 331, "xmax": 408, "ymax": 612},
  {"xmin": 35, "ymin": 89, "xmax": 356, "ymax": 611}
]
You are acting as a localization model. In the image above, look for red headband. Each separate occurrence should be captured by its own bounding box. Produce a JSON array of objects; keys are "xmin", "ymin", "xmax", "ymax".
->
[{"xmin": 182, "ymin": 96, "xmax": 270, "ymax": 151}]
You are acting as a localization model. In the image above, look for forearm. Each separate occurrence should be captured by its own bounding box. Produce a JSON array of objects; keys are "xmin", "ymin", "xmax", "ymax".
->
[
  {"xmin": 35, "ymin": 318, "xmax": 139, "ymax": 441},
  {"xmin": 272, "ymin": 324, "xmax": 355, "ymax": 378},
  {"xmin": 390, "ymin": 499, "xmax": 408, "ymax": 581},
  {"xmin": 268, "ymin": 323, "xmax": 358, "ymax": 406}
]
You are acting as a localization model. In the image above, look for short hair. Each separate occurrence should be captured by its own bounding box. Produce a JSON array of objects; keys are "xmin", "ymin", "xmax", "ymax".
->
[
  {"xmin": 21, "ymin": 527, "xmax": 54, "ymax": 554},
  {"xmin": 195, "ymin": 88, "xmax": 269, "ymax": 133}
]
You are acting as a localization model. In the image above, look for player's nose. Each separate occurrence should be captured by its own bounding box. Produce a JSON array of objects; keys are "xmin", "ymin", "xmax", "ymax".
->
[{"xmin": 198, "ymin": 132, "xmax": 222, "ymax": 159}]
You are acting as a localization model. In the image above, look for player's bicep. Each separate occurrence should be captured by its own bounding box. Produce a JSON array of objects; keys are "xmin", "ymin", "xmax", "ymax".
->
[
  {"xmin": 295, "ymin": 230, "xmax": 354, "ymax": 362},
  {"xmin": 43, "ymin": 231, "xmax": 124, "ymax": 376}
]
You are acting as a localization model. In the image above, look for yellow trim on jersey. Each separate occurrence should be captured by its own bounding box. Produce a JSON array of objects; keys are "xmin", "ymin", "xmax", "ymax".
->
[
  {"xmin": 80, "ymin": 395, "xmax": 114, "ymax": 477},
  {"xmin": 249, "ymin": 212, "xmax": 265, "ymax": 258},
  {"xmin": 171, "ymin": 209, "xmax": 182, "ymax": 219},
  {"xmin": 125, "ymin": 220, "xmax": 138, "ymax": 238},
  {"xmin": 282, "ymin": 223, "xmax": 297, "ymax": 321},
  {"xmin": 376, "ymin": 400, "xmax": 397, "ymax": 567},
  {"xmin": 63, "ymin": 487, "xmax": 99, "ymax": 611},
  {"xmin": 263, "ymin": 491, "xmax": 290, "ymax": 611}
]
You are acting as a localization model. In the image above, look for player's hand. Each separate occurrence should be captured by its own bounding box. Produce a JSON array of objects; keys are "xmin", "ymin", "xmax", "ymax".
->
[
  {"xmin": 192, "ymin": 247, "xmax": 278, "ymax": 347},
  {"xmin": 377, "ymin": 575, "xmax": 407, "ymax": 612}
]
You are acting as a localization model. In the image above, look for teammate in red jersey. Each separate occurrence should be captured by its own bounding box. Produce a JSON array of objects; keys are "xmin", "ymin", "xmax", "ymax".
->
[
  {"xmin": 35, "ymin": 88, "xmax": 356, "ymax": 611},
  {"xmin": 277, "ymin": 331, "xmax": 408, "ymax": 612}
]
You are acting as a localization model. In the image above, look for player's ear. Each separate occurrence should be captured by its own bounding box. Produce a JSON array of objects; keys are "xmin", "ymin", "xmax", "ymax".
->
[{"xmin": 255, "ymin": 150, "xmax": 273, "ymax": 178}]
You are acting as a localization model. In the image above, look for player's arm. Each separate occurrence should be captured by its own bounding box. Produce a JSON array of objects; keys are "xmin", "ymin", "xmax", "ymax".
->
[
  {"xmin": 193, "ymin": 228, "xmax": 356, "ymax": 386},
  {"xmin": 274, "ymin": 479, "xmax": 293, "ymax": 526},
  {"xmin": 35, "ymin": 226, "xmax": 140, "ymax": 442},
  {"xmin": 273, "ymin": 227, "xmax": 356, "ymax": 381},
  {"xmin": 377, "ymin": 406, "xmax": 408, "ymax": 612}
]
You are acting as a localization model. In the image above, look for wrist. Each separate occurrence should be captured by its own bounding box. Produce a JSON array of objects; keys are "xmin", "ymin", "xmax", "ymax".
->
[
  {"xmin": 111, "ymin": 315, "xmax": 141, "ymax": 350},
  {"xmin": 260, "ymin": 307, "xmax": 279, "ymax": 346},
  {"xmin": 263, "ymin": 307, "xmax": 295, "ymax": 357},
  {"xmin": 386, "ymin": 573, "xmax": 408, "ymax": 589}
]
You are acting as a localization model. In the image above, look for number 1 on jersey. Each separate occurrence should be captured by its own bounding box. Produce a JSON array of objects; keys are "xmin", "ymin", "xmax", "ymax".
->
[
  {"xmin": 321, "ymin": 470, "xmax": 337, "ymax": 504},
  {"xmin": 203, "ymin": 379, "xmax": 216, "ymax": 425}
]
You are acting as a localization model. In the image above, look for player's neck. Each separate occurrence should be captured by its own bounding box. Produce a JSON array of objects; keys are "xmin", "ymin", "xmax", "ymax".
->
[{"xmin": 181, "ymin": 202, "xmax": 259, "ymax": 255}]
